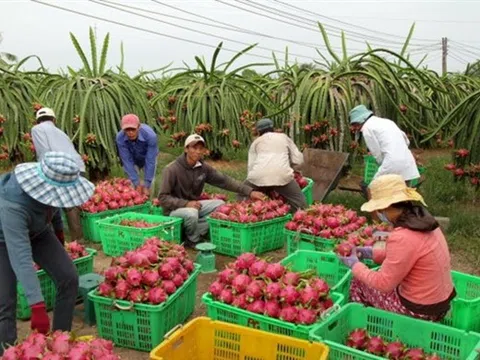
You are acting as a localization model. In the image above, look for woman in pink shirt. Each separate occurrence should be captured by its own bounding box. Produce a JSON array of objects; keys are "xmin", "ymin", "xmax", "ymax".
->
[{"xmin": 338, "ymin": 174, "xmax": 456, "ymax": 321}]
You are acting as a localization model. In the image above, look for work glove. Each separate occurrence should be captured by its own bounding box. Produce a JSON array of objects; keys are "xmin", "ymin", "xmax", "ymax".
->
[
  {"xmin": 338, "ymin": 247, "xmax": 360, "ymax": 269},
  {"xmin": 356, "ymin": 246, "xmax": 373, "ymax": 260},
  {"xmin": 55, "ymin": 230, "xmax": 65, "ymax": 246},
  {"xmin": 30, "ymin": 302, "xmax": 50, "ymax": 334}
]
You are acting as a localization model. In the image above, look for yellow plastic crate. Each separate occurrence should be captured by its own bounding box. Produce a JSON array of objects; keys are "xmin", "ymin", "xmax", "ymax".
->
[{"xmin": 150, "ymin": 317, "xmax": 329, "ymax": 360}]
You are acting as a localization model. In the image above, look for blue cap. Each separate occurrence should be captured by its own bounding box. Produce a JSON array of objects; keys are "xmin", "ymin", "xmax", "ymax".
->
[{"xmin": 349, "ymin": 105, "xmax": 373, "ymax": 124}]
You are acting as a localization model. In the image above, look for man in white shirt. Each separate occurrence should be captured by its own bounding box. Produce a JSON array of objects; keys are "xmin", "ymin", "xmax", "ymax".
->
[
  {"xmin": 240, "ymin": 118, "xmax": 307, "ymax": 212},
  {"xmin": 31, "ymin": 108, "xmax": 85, "ymax": 241},
  {"xmin": 349, "ymin": 105, "xmax": 420, "ymax": 197}
]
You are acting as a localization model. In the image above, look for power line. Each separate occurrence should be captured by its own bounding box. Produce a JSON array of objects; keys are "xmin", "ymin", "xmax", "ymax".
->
[
  {"xmin": 149, "ymin": 0, "xmax": 365, "ymax": 53},
  {"xmin": 92, "ymin": 0, "xmax": 317, "ymax": 61},
  {"xmin": 30, "ymin": 0, "xmax": 277, "ymax": 62},
  {"xmin": 449, "ymin": 40, "xmax": 480, "ymax": 56},
  {"xmin": 306, "ymin": 13, "xmax": 480, "ymax": 25},
  {"xmin": 229, "ymin": 0, "xmax": 436, "ymax": 48},
  {"xmin": 269, "ymin": 0, "xmax": 437, "ymax": 44}
]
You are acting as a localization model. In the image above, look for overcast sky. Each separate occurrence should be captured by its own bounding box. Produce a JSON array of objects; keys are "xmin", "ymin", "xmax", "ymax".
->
[{"xmin": 1, "ymin": 0, "xmax": 479, "ymax": 76}]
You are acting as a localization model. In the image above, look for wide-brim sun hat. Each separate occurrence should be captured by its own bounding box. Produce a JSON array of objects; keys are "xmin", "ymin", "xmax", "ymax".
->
[
  {"xmin": 14, "ymin": 151, "xmax": 95, "ymax": 208},
  {"xmin": 361, "ymin": 174, "xmax": 427, "ymax": 213},
  {"xmin": 36, "ymin": 107, "xmax": 56, "ymax": 120},
  {"xmin": 256, "ymin": 118, "xmax": 274, "ymax": 132},
  {"xmin": 349, "ymin": 105, "xmax": 373, "ymax": 124}
]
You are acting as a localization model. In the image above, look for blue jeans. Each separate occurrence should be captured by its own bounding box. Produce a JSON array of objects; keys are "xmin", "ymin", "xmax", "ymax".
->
[
  {"xmin": 0, "ymin": 229, "xmax": 79, "ymax": 355},
  {"xmin": 169, "ymin": 199, "xmax": 225, "ymax": 243}
]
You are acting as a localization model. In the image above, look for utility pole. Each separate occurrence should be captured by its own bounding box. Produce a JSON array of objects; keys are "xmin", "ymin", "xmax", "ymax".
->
[{"xmin": 442, "ymin": 37, "xmax": 448, "ymax": 75}]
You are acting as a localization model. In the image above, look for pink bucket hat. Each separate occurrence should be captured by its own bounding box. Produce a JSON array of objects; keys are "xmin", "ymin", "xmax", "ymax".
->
[{"xmin": 121, "ymin": 114, "xmax": 140, "ymax": 130}]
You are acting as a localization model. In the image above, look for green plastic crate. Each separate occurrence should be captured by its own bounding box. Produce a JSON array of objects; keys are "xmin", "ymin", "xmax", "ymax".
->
[
  {"xmin": 203, "ymin": 291, "xmax": 344, "ymax": 340},
  {"xmin": 309, "ymin": 303, "xmax": 480, "ymax": 360},
  {"xmin": 302, "ymin": 178, "xmax": 314, "ymax": 206},
  {"xmin": 88, "ymin": 265, "xmax": 200, "ymax": 352},
  {"xmin": 97, "ymin": 212, "xmax": 183, "ymax": 257},
  {"xmin": 81, "ymin": 203, "xmax": 150, "ymax": 243},
  {"xmin": 207, "ymin": 215, "xmax": 291, "ymax": 257},
  {"xmin": 281, "ymin": 251, "xmax": 352, "ymax": 302},
  {"xmin": 285, "ymin": 229, "xmax": 338, "ymax": 255},
  {"xmin": 17, "ymin": 248, "xmax": 96, "ymax": 320},
  {"xmin": 441, "ymin": 270, "xmax": 480, "ymax": 332},
  {"xmin": 363, "ymin": 155, "xmax": 425, "ymax": 186}
]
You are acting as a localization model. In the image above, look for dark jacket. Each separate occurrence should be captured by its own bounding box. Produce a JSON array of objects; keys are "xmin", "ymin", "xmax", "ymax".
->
[
  {"xmin": 158, "ymin": 154, "xmax": 253, "ymax": 213},
  {"xmin": 0, "ymin": 172, "xmax": 62, "ymax": 306}
]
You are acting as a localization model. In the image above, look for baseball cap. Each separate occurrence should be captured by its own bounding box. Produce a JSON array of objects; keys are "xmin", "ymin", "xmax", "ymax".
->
[
  {"xmin": 121, "ymin": 114, "xmax": 140, "ymax": 130},
  {"xmin": 184, "ymin": 134, "xmax": 205, "ymax": 148},
  {"xmin": 36, "ymin": 108, "xmax": 56, "ymax": 120}
]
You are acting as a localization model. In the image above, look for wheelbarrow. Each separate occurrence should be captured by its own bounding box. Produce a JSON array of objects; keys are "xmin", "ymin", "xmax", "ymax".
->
[{"xmin": 300, "ymin": 149, "xmax": 350, "ymax": 202}]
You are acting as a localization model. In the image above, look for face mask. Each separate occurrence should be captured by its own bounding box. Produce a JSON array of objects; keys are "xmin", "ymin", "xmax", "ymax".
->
[{"xmin": 377, "ymin": 211, "xmax": 392, "ymax": 225}]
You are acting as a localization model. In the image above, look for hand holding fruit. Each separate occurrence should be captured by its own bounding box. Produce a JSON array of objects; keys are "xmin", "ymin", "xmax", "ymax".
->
[
  {"xmin": 356, "ymin": 246, "xmax": 373, "ymax": 260},
  {"xmin": 186, "ymin": 201, "xmax": 202, "ymax": 210},
  {"xmin": 249, "ymin": 190, "xmax": 266, "ymax": 201},
  {"xmin": 338, "ymin": 247, "xmax": 359, "ymax": 268}
]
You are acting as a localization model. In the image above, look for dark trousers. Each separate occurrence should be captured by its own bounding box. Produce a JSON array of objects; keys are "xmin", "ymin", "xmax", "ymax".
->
[
  {"xmin": 360, "ymin": 179, "xmax": 417, "ymax": 200},
  {"xmin": 238, "ymin": 179, "xmax": 307, "ymax": 213},
  {"xmin": 0, "ymin": 229, "xmax": 79, "ymax": 354}
]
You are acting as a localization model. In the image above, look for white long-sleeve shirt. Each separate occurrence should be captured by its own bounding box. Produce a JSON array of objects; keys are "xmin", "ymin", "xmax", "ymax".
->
[
  {"xmin": 361, "ymin": 116, "xmax": 419, "ymax": 181},
  {"xmin": 31, "ymin": 121, "xmax": 86, "ymax": 172},
  {"xmin": 247, "ymin": 132, "xmax": 304, "ymax": 186}
]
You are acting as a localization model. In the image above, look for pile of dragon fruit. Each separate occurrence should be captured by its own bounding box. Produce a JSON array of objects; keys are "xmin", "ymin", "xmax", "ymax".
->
[
  {"xmin": 1, "ymin": 331, "xmax": 120, "ymax": 360},
  {"xmin": 80, "ymin": 178, "xmax": 149, "ymax": 213},
  {"xmin": 285, "ymin": 204, "xmax": 368, "ymax": 239},
  {"xmin": 34, "ymin": 241, "xmax": 89, "ymax": 270},
  {"xmin": 346, "ymin": 328, "xmax": 442, "ymax": 359},
  {"xmin": 208, "ymin": 253, "xmax": 334, "ymax": 325},
  {"xmin": 96, "ymin": 238, "xmax": 195, "ymax": 304},
  {"xmin": 209, "ymin": 199, "xmax": 290, "ymax": 223},
  {"xmin": 285, "ymin": 203, "xmax": 392, "ymax": 242}
]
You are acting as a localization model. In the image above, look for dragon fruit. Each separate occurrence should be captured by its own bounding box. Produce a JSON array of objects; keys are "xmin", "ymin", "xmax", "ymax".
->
[
  {"xmin": 296, "ymin": 308, "xmax": 317, "ymax": 325},
  {"xmin": 264, "ymin": 300, "xmax": 281, "ymax": 318},
  {"xmin": 403, "ymin": 348, "xmax": 426, "ymax": 360},
  {"xmin": 282, "ymin": 272, "xmax": 300, "ymax": 286},
  {"xmin": 209, "ymin": 281, "xmax": 225, "ymax": 297},
  {"xmin": 365, "ymin": 336, "xmax": 386, "ymax": 356},
  {"xmin": 234, "ymin": 253, "xmax": 257, "ymax": 271},
  {"xmin": 249, "ymin": 259, "xmax": 268, "ymax": 276},
  {"xmin": 147, "ymin": 287, "xmax": 168, "ymax": 304},
  {"xmin": 232, "ymin": 274, "xmax": 251, "ymax": 294},
  {"xmin": 264, "ymin": 263, "xmax": 285, "ymax": 281},
  {"xmin": 279, "ymin": 306, "xmax": 298, "ymax": 323},
  {"xmin": 246, "ymin": 299, "xmax": 265, "ymax": 314},
  {"xmin": 385, "ymin": 341, "xmax": 406, "ymax": 359},
  {"xmin": 346, "ymin": 328, "xmax": 369, "ymax": 350}
]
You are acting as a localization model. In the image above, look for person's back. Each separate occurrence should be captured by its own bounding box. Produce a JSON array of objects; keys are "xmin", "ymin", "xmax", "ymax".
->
[
  {"xmin": 388, "ymin": 227, "xmax": 453, "ymax": 305},
  {"xmin": 32, "ymin": 121, "xmax": 85, "ymax": 173},
  {"xmin": 248, "ymin": 132, "xmax": 303, "ymax": 186},
  {"xmin": 362, "ymin": 116, "xmax": 419, "ymax": 181}
]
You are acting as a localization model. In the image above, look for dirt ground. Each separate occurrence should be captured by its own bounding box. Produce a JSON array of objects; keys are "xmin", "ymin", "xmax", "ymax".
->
[{"xmin": 14, "ymin": 243, "xmax": 478, "ymax": 360}]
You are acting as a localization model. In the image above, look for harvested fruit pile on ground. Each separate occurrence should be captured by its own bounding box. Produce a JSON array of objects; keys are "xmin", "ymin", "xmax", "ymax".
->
[
  {"xmin": 1, "ymin": 331, "xmax": 120, "ymax": 359},
  {"xmin": 285, "ymin": 204, "xmax": 367, "ymax": 239},
  {"xmin": 209, "ymin": 199, "xmax": 290, "ymax": 223},
  {"xmin": 208, "ymin": 253, "xmax": 334, "ymax": 325},
  {"xmin": 346, "ymin": 328, "xmax": 442, "ymax": 359},
  {"xmin": 96, "ymin": 237, "xmax": 195, "ymax": 304},
  {"xmin": 118, "ymin": 219, "xmax": 161, "ymax": 228},
  {"xmin": 80, "ymin": 178, "xmax": 149, "ymax": 213},
  {"xmin": 34, "ymin": 241, "xmax": 89, "ymax": 270}
]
